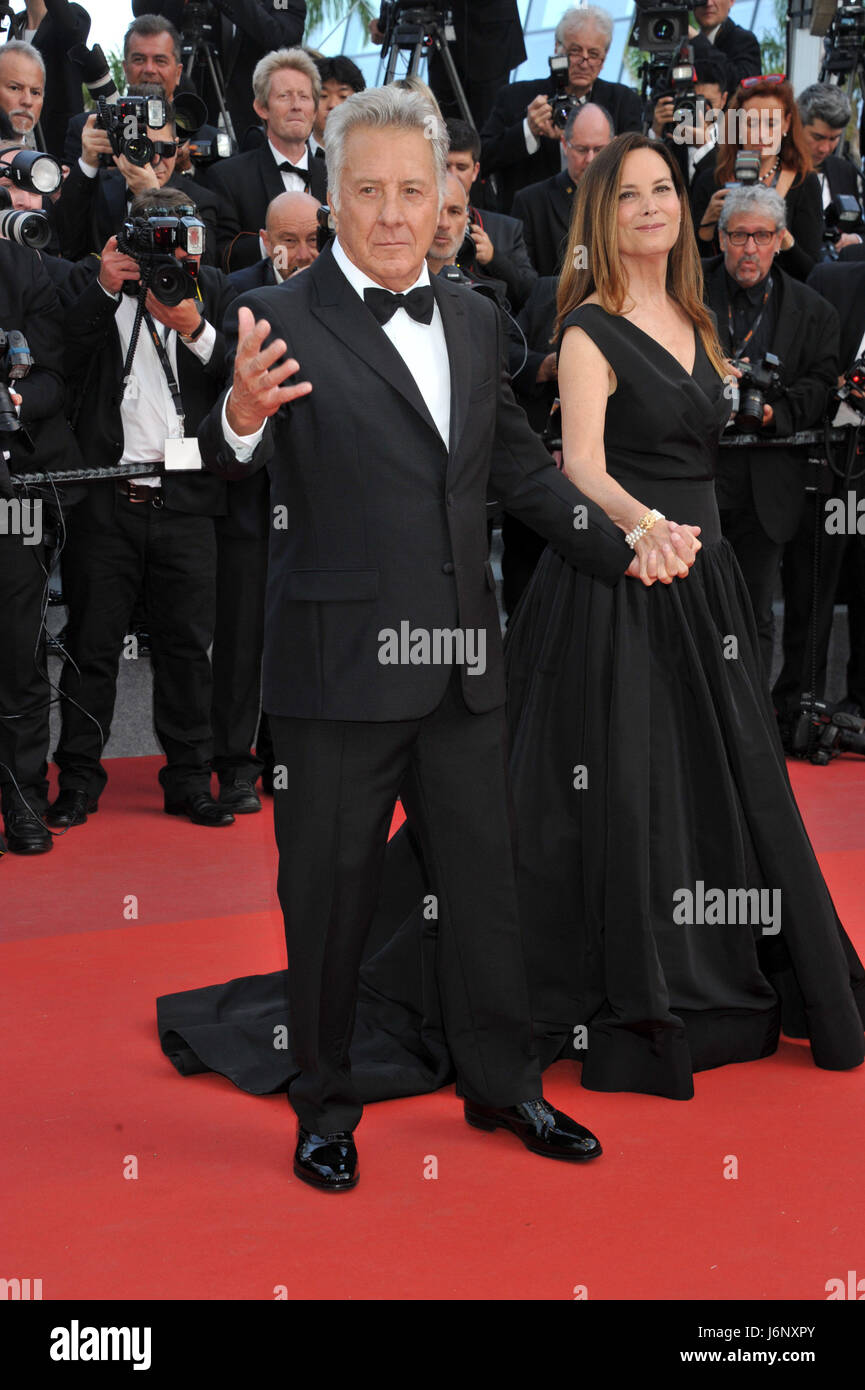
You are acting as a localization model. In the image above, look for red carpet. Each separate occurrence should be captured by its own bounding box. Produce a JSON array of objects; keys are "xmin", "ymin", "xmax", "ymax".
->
[{"xmin": 2, "ymin": 756, "xmax": 864, "ymax": 1301}]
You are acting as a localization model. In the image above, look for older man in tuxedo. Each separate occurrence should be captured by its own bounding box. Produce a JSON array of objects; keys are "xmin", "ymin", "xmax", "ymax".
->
[{"xmin": 198, "ymin": 84, "xmax": 700, "ymax": 1192}]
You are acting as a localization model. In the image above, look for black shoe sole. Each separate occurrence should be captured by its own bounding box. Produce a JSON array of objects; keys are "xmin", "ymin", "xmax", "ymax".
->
[
  {"xmin": 465, "ymin": 1112, "xmax": 602, "ymax": 1161},
  {"xmin": 292, "ymin": 1159, "xmax": 359, "ymax": 1191},
  {"xmin": 45, "ymin": 803, "xmax": 98, "ymax": 828},
  {"xmin": 6, "ymin": 837, "xmax": 53, "ymax": 855},
  {"xmin": 217, "ymin": 800, "xmax": 262, "ymax": 815}
]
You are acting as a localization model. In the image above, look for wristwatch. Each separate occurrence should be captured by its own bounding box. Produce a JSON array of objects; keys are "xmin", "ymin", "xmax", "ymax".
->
[{"xmin": 180, "ymin": 317, "xmax": 206, "ymax": 343}]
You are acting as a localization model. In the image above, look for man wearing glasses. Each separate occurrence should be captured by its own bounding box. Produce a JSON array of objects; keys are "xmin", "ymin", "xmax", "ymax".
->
[
  {"xmin": 512, "ymin": 101, "xmax": 613, "ymax": 276},
  {"xmin": 480, "ymin": 4, "xmax": 640, "ymax": 213},
  {"xmin": 702, "ymin": 184, "xmax": 839, "ymax": 680}
]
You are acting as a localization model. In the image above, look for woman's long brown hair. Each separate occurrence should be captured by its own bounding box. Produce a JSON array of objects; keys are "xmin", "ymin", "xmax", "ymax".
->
[
  {"xmin": 713, "ymin": 78, "xmax": 812, "ymax": 188},
  {"xmin": 555, "ymin": 131, "xmax": 727, "ymax": 378}
]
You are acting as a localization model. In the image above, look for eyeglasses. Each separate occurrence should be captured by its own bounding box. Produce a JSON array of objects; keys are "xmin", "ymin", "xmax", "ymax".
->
[
  {"xmin": 739, "ymin": 74, "xmax": 786, "ymax": 89},
  {"xmin": 563, "ymin": 45, "xmax": 604, "ymax": 64},
  {"xmin": 724, "ymin": 229, "xmax": 778, "ymax": 245},
  {"xmin": 566, "ymin": 142, "xmax": 607, "ymax": 157}
]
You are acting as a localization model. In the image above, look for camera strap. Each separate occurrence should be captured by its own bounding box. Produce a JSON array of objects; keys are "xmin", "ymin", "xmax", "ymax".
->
[
  {"xmin": 728, "ymin": 275, "xmax": 773, "ymax": 359},
  {"xmin": 142, "ymin": 309, "xmax": 185, "ymax": 439}
]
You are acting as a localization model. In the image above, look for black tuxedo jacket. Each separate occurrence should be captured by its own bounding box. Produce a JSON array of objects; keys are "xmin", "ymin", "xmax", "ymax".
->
[
  {"xmin": 206, "ymin": 144, "xmax": 327, "ymax": 272},
  {"xmin": 471, "ymin": 207, "xmax": 537, "ymax": 308},
  {"xmin": 198, "ymin": 242, "xmax": 632, "ymax": 720},
  {"xmin": 0, "ymin": 241, "xmax": 83, "ymax": 486},
  {"xmin": 131, "ymin": 0, "xmax": 306, "ymax": 146},
  {"xmin": 61, "ymin": 263, "xmax": 237, "ymax": 520},
  {"xmin": 8, "ymin": 2, "xmax": 89, "ymax": 161},
  {"xmin": 807, "ymin": 260, "xmax": 865, "ymax": 370},
  {"xmin": 52, "ymin": 164, "xmax": 224, "ymax": 267},
  {"xmin": 691, "ymin": 19, "xmax": 762, "ymax": 90},
  {"xmin": 227, "ymin": 256, "xmax": 278, "ymax": 294},
  {"xmin": 703, "ymin": 256, "xmax": 840, "ymax": 542},
  {"xmin": 480, "ymin": 75, "xmax": 642, "ymax": 213},
  {"xmin": 511, "ymin": 168, "xmax": 574, "ymax": 277}
]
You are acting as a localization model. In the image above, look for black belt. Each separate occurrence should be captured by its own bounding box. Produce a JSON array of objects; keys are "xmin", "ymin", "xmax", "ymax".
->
[{"xmin": 117, "ymin": 476, "xmax": 164, "ymax": 504}]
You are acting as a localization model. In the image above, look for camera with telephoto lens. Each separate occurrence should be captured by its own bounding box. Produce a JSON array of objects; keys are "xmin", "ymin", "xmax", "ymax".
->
[
  {"xmin": 0, "ymin": 148, "xmax": 61, "ymax": 249},
  {"xmin": 785, "ymin": 696, "xmax": 865, "ymax": 763},
  {"xmin": 117, "ymin": 211, "xmax": 205, "ymax": 305},
  {"xmin": 820, "ymin": 193, "xmax": 863, "ymax": 259},
  {"xmin": 96, "ymin": 94, "xmax": 167, "ymax": 168},
  {"xmin": 835, "ymin": 354, "xmax": 865, "ymax": 412},
  {"xmin": 728, "ymin": 352, "xmax": 782, "ymax": 432},
  {"xmin": 650, "ymin": 40, "xmax": 698, "ymax": 123},
  {"xmin": 0, "ymin": 325, "xmax": 33, "ymax": 440},
  {"xmin": 548, "ymin": 54, "xmax": 576, "ymax": 130}
]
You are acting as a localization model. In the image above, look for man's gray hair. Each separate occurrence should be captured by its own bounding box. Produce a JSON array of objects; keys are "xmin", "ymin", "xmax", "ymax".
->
[
  {"xmin": 326, "ymin": 84, "xmax": 449, "ymax": 212},
  {"xmin": 0, "ymin": 39, "xmax": 46, "ymax": 79},
  {"xmin": 555, "ymin": 5, "xmax": 614, "ymax": 50},
  {"xmin": 797, "ymin": 82, "xmax": 851, "ymax": 132},
  {"xmin": 253, "ymin": 47, "xmax": 321, "ymax": 110},
  {"xmin": 564, "ymin": 100, "xmax": 615, "ymax": 143},
  {"xmin": 719, "ymin": 184, "xmax": 787, "ymax": 233}
]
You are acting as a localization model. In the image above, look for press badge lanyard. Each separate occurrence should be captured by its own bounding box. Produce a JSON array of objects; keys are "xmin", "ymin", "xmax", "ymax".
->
[
  {"xmin": 142, "ymin": 309, "xmax": 186, "ymax": 438},
  {"xmin": 728, "ymin": 275, "xmax": 773, "ymax": 359}
]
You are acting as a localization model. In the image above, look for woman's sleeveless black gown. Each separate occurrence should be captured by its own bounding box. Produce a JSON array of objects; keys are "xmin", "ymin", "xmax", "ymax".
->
[{"xmin": 157, "ymin": 306, "xmax": 865, "ymax": 1102}]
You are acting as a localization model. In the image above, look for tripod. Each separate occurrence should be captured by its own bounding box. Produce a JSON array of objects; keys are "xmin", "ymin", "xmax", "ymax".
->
[
  {"xmin": 181, "ymin": 3, "xmax": 237, "ymax": 152},
  {"xmin": 382, "ymin": 5, "xmax": 476, "ymax": 130}
]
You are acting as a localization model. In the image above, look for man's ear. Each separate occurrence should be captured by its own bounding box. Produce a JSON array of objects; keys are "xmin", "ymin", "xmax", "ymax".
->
[
  {"xmin": 260, "ymin": 228, "xmax": 271, "ymax": 257},
  {"xmin": 471, "ymin": 161, "xmax": 480, "ymax": 185},
  {"xmin": 253, "ymin": 98, "xmax": 268, "ymax": 128}
]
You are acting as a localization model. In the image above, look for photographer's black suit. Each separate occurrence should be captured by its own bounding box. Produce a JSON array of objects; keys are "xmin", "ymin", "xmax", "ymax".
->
[
  {"xmin": 691, "ymin": 19, "xmax": 762, "ymax": 90},
  {"xmin": 54, "ymin": 263, "xmax": 238, "ymax": 807},
  {"xmin": 480, "ymin": 75, "xmax": 641, "ymax": 213},
  {"xmin": 703, "ymin": 255, "xmax": 839, "ymax": 674},
  {"xmin": 511, "ymin": 168, "xmax": 574, "ymax": 276},
  {"xmin": 206, "ymin": 143, "xmax": 327, "ymax": 271},
  {"xmin": 131, "ymin": 0, "xmax": 306, "ymax": 147},
  {"xmin": 0, "ymin": 242, "xmax": 83, "ymax": 837},
  {"xmin": 773, "ymin": 260, "xmax": 865, "ymax": 720},
  {"xmin": 53, "ymin": 163, "xmax": 224, "ymax": 267},
  {"xmin": 197, "ymin": 240, "xmax": 632, "ymax": 1132}
]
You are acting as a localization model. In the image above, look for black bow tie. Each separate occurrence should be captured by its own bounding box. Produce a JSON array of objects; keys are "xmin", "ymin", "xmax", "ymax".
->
[
  {"xmin": 277, "ymin": 160, "xmax": 310, "ymax": 186},
  {"xmin": 363, "ymin": 285, "xmax": 435, "ymax": 326}
]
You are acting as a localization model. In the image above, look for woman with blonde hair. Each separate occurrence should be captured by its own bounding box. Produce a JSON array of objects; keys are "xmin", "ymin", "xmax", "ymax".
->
[{"xmin": 503, "ymin": 130, "xmax": 864, "ymax": 1098}]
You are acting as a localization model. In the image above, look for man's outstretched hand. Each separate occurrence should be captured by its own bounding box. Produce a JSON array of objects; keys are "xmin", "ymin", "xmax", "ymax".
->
[{"xmin": 225, "ymin": 305, "xmax": 313, "ymax": 435}]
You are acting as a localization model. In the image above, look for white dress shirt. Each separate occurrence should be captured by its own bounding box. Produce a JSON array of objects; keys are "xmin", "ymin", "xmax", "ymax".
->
[
  {"xmin": 223, "ymin": 237, "xmax": 452, "ymax": 459},
  {"xmin": 268, "ymin": 138, "xmax": 311, "ymax": 194}
]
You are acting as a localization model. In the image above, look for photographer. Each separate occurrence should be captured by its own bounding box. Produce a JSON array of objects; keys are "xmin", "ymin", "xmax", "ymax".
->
[
  {"xmin": 512, "ymin": 101, "xmax": 613, "ymax": 276},
  {"xmin": 54, "ymin": 90, "xmax": 222, "ymax": 265},
  {"xmin": 311, "ymin": 55, "xmax": 365, "ymax": 159},
  {"xmin": 703, "ymin": 184, "xmax": 839, "ymax": 679},
  {"xmin": 689, "ymin": 0, "xmax": 761, "ymax": 90},
  {"xmin": 773, "ymin": 257, "xmax": 865, "ymax": 732},
  {"xmin": 5, "ymin": 0, "xmax": 90, "ymax": 159},
  {"xmin": 206, "ymin": 48, "xmax": 326, "ymax": 272},
  {"xmin": 444, "ymin": 117, "xmax": 536, "ymax": 309},
  {"xmin": 480, "ymin": 4, "xmax": 641, "ymax": 213},
  {"xmin": 0, "ymin": 40, "xmax": 44, "ymax": 147},
  {"xmin": 650, "ymin": 54, "xmax": 729, "ymax": 196},
  {"xmin": 47, "ymin": 187, "xmax": 240, "ymax": 830},
  {"xmin": 133, "ymin": 0, "xmax": 306, "ymax": 148},
  {"xmin": 798, "ymin": 84, "xmax": 865, "ymax": 254},
  {"xmin": 0, "ymin": 183, "xmax": 84, "ymax": 852},
  {"xmin": 371, "ymin": 1, "xmax": 526, "ymax": 131}
]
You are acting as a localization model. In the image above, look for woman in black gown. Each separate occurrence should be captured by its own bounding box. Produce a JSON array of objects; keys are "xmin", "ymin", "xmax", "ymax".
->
[{"xmin": 158, "ymin": 134, "xmax": 865, "ymax": 1105}]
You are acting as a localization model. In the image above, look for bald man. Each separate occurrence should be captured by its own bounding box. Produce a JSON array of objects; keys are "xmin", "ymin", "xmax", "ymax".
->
[{"xmin": 227, "ymin": 190, "xmax": 321, "ymax": 294}]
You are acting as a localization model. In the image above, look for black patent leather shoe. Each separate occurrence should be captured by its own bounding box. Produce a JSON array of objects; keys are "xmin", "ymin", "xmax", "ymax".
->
[
  {"xmin": 4, "ymin": 804, "xmax": 53, "ymax": 854},
  {"xmin": 218, "ymin": 779, "xmax": 262, "ymax": 814},
  {"xmin": 163, "ymin": 793, "xmax": 235, "ymax": 827},
  {"xmin": 45, "ymin": 789, "xmax": 99, "ymax": 828},
  {"xmin": 464, "ymin": 1096, "xmax": 602, "ymax": 1161},
  {"xmin": 293, "ymin": 1127, "xmax": 359, "ymax": 1191}
]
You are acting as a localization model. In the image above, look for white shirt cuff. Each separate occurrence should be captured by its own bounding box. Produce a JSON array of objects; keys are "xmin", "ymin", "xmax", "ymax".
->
[
  {"xmin": 221, "ymin": 390, "xmax": 265, "ymax": 461},
  {"xmin": 180, "ymin": 319, "xmax": 216, "ymax": 364},
  {"xmin": 523, "ymin": 116, "xmax": 540, "ymax": 155},
  {"xmin": 78, "ymin": 156, "xmax": 99, "ymax": 178}
]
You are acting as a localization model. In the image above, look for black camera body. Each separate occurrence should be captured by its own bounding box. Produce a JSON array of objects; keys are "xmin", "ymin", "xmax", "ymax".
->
[
  {"xmin": 0, "ymin": 325, "xmax": 33, "ymax": 441},
  {"xmin": 785, "ymin": 696, "xmax": 865, "ymax": 762},
  {"xmin": 96, "ymin": 94, "xmax": 167, "ymax": 168},
  {"xmin": 820, "ymin": 193, "xmax": 864, "ymax": 260},
  {"xmin": 633, "ymin": 0, "xmax": 691, "ymax": 54},
  {"xmin": 728, "ymin": 352, "xmax": 782, "ymax": 432},
  {"xmin": 836, "ymin": 354, "xmax": 865, "ymax": 409},
  {"xmin": 548, "ymin": 54, "xmax": 576, "ymax": 131},
  {"xmin": 117, "ymin": 213, "xmax": 205, "ymax": 306}
]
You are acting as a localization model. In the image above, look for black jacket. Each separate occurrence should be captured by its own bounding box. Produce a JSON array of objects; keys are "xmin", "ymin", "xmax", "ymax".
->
[
  {"xmin": 692, "ymin": 165, "xmax": 824, "ymax": 281},
  {"xmin": 703, "ymin": 255, "xmax": 840, "ymax": 542},
  {"xmin": 131, "ymin": 0, "xmax": 306, "ymax": 147},
  {"xmin": 61, "ymin": 262, "xmax": 237, "ymax": 519},
  {"xmin": 0, "ymin": 241, "xmax": 83, "ymax": 491},
  {"xmin": 197, "ymin": 242, "xmax": 632, "ymax": 721},
  {"xmin": 480, "ymin": 75, "xmax": 642, "ymax": 213},
  {"xmin": 470, "ymin": 207, "xmax": 537, "ymax": 309},
  {"xmin": 807, "ymin": 259, "xmax": 865, "ymax": 370},
  {"xmin": 227, "ymin": 256, "xmax": 278, "ymax": 294},
  {"xmin": 8, "ymin": 0, "xmax": 89, "ymax": 161},
  {"xmin": 53, "ymin": 163, "xmax": 224, "ymax": 267},
  {"xmin": 206, "ymin": 144, "xmax": 328, "ymax": 272},
  {"xmin": 691, "ymin": 19, "xmax": 762, "ymax": 90},
  {"xmin": 508, "ymin": 274, "xmax": 558, "ymax": 434},
  {"xmin": 511, "ymin": 168, "xmax": 575, "ymax": 276}
]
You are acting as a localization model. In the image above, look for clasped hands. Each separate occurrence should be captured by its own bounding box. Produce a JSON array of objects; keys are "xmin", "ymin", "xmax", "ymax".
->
[{"xmin": 625, "ymin": 520, "xmax": 702, "ymax": 585}]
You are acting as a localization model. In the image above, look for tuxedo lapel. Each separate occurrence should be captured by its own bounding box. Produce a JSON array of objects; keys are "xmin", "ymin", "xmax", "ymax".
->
[
  {"xmin": 309, "ymin": 246, "xmax": 443, "ymax": 444},
  {"xmin": 549, "ymin": 171, "xmax": 574, "ymax": 236},
  {"xmin": 308, "ymin": 151, "xmax": 328, "ymax": 202},
  {"xmin": 258, "ymin": 147, "xmax": 286, "ymax": 207},
  {"xmin": 431, "ymin": 274, "xmax": 471, "ymax": 458}
]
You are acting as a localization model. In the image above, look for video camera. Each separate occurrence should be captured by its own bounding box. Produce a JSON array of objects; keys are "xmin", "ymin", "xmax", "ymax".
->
[
  {"xmin": 0, "ymin": 148, "xmax": 62, "ymax": 249},
  {"xmin": 821, "ymin": 4, "xmax": 865, "ymax": 77},
  {"xmin": 630, "ymin": 4, "xmax": 694, "ymax": 116},
  {"xmin": 96, "ymin": 94, "xmax": 167, "ymax": 168},
  {"xmin": 117, "ymin": 211, "xmax": 205, "ymax": 306},
  {"xmin": 727, "ymin": 353, "xmax": 782, "ymax": 432}
]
